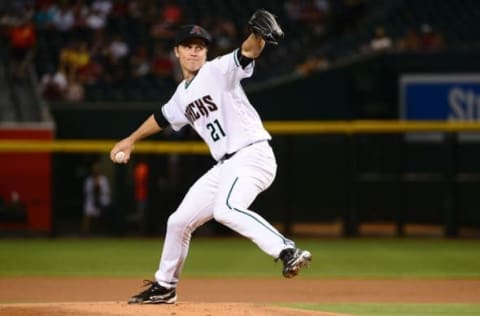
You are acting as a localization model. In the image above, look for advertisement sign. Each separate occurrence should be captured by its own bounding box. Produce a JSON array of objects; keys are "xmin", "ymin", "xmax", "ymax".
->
[
  {"xmin": 400, "ymin": 74, "xmax": 480, "ymax": 141},
  {"xmin": 401, "ymin": 74, "xmax": 480, "ymax": 120}
]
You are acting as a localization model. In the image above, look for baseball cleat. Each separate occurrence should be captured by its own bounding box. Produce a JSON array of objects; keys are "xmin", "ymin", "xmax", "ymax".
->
[
  {"xmin": 277, "ymin": 248, "xmax": 312, "ymax": 278},
  {"xmin": 128, "ymin": 280, "xmax": 177, "ymax": 304}
]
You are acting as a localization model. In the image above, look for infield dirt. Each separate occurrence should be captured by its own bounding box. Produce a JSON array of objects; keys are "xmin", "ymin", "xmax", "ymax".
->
[{"xmin": 1, "ymin": 277, "xmax": 479, "ymax": 316}]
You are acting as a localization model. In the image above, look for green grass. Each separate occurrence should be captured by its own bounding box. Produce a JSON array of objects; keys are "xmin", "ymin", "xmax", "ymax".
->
[
  {"xmin": 285, "ymin": 303, "xmax": 480, "ymax": 316},
  {"xmin": 0, "ymin": 238, "xmax": 479, "ymax": 277}
]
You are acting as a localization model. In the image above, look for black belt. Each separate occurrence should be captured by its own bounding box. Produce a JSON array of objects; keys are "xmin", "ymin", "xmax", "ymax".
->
[{"xmin": 219, "ymin": 140, "xmax": 267, "ymax": 163}]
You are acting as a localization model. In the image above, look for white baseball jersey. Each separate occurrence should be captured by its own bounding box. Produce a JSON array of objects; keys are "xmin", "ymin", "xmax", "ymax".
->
[{"xmin": 161, "ymin": 49, "xmax": 271, "ymax": 161}]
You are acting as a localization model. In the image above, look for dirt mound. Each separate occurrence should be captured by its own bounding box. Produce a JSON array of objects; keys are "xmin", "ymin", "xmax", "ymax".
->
[
  {"xmin": 1, "ymin": 277, "xmax": 479, "ymax": 316},
  {"xmin": 0, "ymin": 302, "xmax": 347, "ymax": 316}
]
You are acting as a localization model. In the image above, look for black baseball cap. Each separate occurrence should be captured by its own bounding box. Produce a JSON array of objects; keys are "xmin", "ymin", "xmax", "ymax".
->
[{"xmin": 174, "ymin": 24, "xmax": 212, "ymax": 46}]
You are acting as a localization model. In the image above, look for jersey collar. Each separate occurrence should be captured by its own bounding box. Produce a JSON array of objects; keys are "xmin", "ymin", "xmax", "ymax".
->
[{"xmin": 184, "ymin": 73, "xmax": 197, "ymax": 89}]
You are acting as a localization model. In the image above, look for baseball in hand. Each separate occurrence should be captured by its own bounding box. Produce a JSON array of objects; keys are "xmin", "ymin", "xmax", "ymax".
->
[{"xmin": 114, "ymin": 151, "xmax": 126, "ymax": 163}]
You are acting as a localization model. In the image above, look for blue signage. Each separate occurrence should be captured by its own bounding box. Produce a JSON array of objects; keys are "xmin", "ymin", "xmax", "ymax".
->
[{"xmin": 400, "ymin": 75, "xmax": 480, "ymax": 120}]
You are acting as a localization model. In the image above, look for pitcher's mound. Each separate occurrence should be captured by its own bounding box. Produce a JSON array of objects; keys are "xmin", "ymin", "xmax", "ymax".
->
[{"xmin": 0, "ymin": 302, "xmax": 348, "ymax": 316}]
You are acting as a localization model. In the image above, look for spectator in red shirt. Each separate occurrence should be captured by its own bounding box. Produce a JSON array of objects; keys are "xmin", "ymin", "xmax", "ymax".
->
[
  {"xmin": 9, "ymin": 19, "xmax": 36, "ymax": 78},
  {"xmin": 419, "ymin": 23, "xmax": 445, "ymax": 51}
]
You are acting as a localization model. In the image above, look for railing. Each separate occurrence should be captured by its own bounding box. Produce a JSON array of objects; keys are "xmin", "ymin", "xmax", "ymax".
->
[{"xmin": 3, "ymin": 120, "xmax": 480, "ymax": 152}]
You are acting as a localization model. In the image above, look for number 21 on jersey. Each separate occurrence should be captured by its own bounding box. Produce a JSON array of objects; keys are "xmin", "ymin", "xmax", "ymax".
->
[{"xmin": 206, "ymin": 119, "xmax": 226, "ymax": 142}]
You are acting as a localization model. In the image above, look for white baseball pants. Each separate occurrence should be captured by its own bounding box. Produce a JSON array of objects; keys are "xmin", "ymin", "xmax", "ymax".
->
[{"xmin": 154, "ymin": 141, "xmax": 293, "ymax": 288}]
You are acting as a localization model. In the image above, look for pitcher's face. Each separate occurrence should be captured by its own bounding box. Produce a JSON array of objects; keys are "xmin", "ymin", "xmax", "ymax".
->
[{"xmin": 175, "ymin": 39, "xmax": 208, "ymax": 77}]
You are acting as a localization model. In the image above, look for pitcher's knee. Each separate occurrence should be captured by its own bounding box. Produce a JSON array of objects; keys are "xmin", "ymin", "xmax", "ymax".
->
[
  {"xmin": 213, "ymin": 205, "xmax": 232, "ymax": 224},
  {"xmin": 166, "ymin": 212, "xmax": 189, "ymax": 234}
]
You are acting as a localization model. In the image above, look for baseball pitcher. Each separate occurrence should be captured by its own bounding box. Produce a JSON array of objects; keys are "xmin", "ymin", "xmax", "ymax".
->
[{"xmin": 110, "ymin": 9, "xmax": 312, "ymax": 304}]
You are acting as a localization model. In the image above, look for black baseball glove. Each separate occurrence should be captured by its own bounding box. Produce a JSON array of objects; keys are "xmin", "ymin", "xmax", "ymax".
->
[{"xmin": 248, "ymin": 9, "xmax": 284, "ymax": 45}]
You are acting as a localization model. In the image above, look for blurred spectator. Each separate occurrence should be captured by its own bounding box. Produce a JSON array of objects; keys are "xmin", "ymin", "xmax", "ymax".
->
[
  {"xmin": 54, "ymin": 40, "xmax": 90, "ymax": 102},
  {"xmin": 77, "ymin": 57, "xmax": 102, "ymax": 85},
  {"xmin": 82, "ymin": 162, "xmax": 111, "ymax": 235},
  {"xmin": 396, "ymin": 27, "xmax": 420, "ymax": 51},
  {"xmin": 151, "ymin": 42, "xmax": 174, "ymax": 80},
  {"xmin": 0, "ymin": 191, "xmax": 28, "ymax": 224},
  {"xmin": 419, "ymin": 23, "xmax": 445, "ymax": 51},
  {"xmin": 64, "ymin": 80, "xmax": 85, "ymax": 101},
  {"xmin": 33, "ymin": 2, "xmax": 55, "ymax": 30},
  {"xmin": 131, "ymin": 160, "xmax": 149, "ymax": 233},
  {"xmin": 311, "ymin": 0, "xmax": 330, "ymax": 35},
  {"xmin": 89, "ymin": 22, "xmax": 106, "ymax": 58},
  {"xmin": 161, "ymin": 0, "xmax": 183, "ymax": 25},
  {"xmin": 85, "ymin": 7, "xmax": 107, "ymax": 32},
  {"xmin": 39, "ymin": 66, "xmax": 68, "ymax": 99},
  {"xmin": 106, "ymin": 33, "xmax": 129, "ymax": 61},
  {"xmin": 82, "ymin": 19, "xmax": 104, "ymax": 65},
  {"xmin": 150, "ymin": 13, "xmax": 175, "ymax": 41},
  {"xmin": 369, "ymin": 26, "xmax": 392, "ymax": 51},
  {"xmin": 102, "ymin": 34, "xmax": 129, "ymax": 82},
  {"xmin": 52, "ymin": 2, "xmax": 75, "ymax": 34},
  {"xmin": 6, "ymin": 191, "xmax": 27, "ymax": 215},
  {"xmin": 150, "ymin": 0, "xmax": 183, "ymax": 41},
  {"xmin": 70, "ymin": 0, "xmax": 91, "ymax": 41},
  {"xmin": 59, "ymin": 40, "xmax": 90, "ymax": 83},
  {"xmin": 8, "ymin": 18, "xmax": 36, "ymax": 79},
  {"xmin": 58, "ymin": 41, "xmax": 78, "ymax": 71},
  {"xmin": 91, "ymin": 0, "xmax": 112, "ymax": 17},
  {"xmin": 129, "ymin": 44, "xmax": 151, "ymax": 78}
]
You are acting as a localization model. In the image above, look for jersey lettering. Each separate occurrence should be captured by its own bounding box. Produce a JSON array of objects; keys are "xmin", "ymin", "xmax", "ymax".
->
[
  {"xmin": 203, "ymin": 95, "xmax": 218, "ymax": 111},
  {"xmin": 185, "ymin": 94, "xmax": 218, "ymax": 124},
  {"xmin": 185, "ymin": 104, "xmax": 200, "ymax": 122},
  {"xmin": 194, "ymin": 99, "xmax": 209, "ymax": 116}
]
